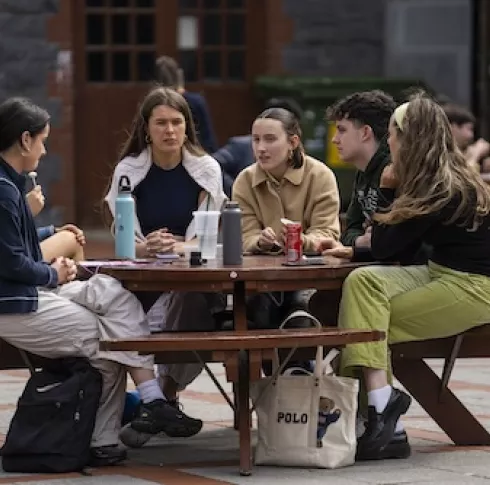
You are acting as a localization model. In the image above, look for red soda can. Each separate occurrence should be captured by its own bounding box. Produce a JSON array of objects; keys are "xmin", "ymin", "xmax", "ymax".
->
[{"xmin": 285, "ymin": 221, "xmax": 302, "ymax": 263}]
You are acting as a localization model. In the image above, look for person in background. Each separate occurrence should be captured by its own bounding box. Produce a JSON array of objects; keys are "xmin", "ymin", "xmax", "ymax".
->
[
  {"xmin": 104, "ymin": 86, "xmax": 226, "ymax": 448},
  {"xmin": 232, "ymin": 107, "xmax": 340, "ymax": 332},
  {"xmin": 154, "ymin": 55, "xmax": 218, "ymax": 154},
  {"xmin": 25, "ymin": 185, "xmax": 86, "ymax": 261},
  {"xmin": 0, "ymin": 96, "xmax": 202, "ymax": 468},
  {"xmin": 442, "ymin": 103, "xmax": 490, "ymax": 176},
  {"xmin": 337, "ymin": 94, "xmax": 490, "ymax": 461},
  {"xmin": 214, "ymin": 97, "xmax": 303, "ymax": 197}
]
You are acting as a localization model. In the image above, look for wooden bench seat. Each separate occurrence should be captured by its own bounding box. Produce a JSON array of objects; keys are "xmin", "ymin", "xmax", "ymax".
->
[
  {"xmin": 391, "ymin": 323, "xmax": 490, "ymax": 446},
  {"xmin": 100, "ymin": 326, "xmax": 384, "ymax": 476}
]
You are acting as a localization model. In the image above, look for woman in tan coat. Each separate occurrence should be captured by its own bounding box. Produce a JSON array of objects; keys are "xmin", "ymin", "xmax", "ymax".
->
[{"xmin": 232, "ymin": 107, "xmax": 340, "ymax": 335}]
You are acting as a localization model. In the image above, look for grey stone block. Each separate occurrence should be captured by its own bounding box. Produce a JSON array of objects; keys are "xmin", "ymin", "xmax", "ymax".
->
[
  {"xmin": 282, "ymin": 0, "xmax": 386, "ymax": 77},
  {"xmin": 0, "ymin": 13, "xmax": 47, "ymax": 37},
  {"xmin": 0, "ymin": 0, "xmax": 59, "ymax": 15}
]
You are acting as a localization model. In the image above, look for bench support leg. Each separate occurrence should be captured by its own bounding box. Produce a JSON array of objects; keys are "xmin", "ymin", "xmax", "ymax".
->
[
  {"xmin": 393, "ymin": 358, "xmax": 490, "ymax": 446},
  {"xmin": 237, "ymin": 349, "xmax": 252, "ymax": 476}
]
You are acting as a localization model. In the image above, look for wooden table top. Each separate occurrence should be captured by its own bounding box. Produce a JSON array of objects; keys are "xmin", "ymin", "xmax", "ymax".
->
[{"xmin": 88, "ymin": 255, "xmax": 370, "ymax": 284}]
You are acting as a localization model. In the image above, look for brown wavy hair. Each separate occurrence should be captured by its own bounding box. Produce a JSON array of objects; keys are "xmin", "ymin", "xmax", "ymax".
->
[{"xmin": 376, "ymin": 93, "xmax": 490, "ymax": 227}]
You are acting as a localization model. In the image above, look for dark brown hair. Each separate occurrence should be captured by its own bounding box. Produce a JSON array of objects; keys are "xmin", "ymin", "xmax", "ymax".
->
[
  {"xmin": 0, "ymin": 97, "xmax": 50, "ymax": 152},
  {"xmin": 442, "ymin": 103, "xmax": 476, "ymax": 126},
  {"xmin": 326, "ymin": 90, "xmax": 395, "ymax": 142},
  {"xmin": 154, "ymin": 56, "xmax": 181, "ymax": 88},
  {"xmin": 255, "ymin": 107, "xmax": 304, "ymax": 169}
]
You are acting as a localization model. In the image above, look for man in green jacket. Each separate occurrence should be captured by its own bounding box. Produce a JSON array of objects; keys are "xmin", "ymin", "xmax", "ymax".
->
[{"xmin": 327, "ymin": 90, "xmax": 395, "ymax": 253}]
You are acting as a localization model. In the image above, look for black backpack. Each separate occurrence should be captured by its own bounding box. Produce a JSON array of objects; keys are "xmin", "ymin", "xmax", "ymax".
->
[{"xmin": 1, "ymin": 357, "xmax": 102, "ymax": 473}]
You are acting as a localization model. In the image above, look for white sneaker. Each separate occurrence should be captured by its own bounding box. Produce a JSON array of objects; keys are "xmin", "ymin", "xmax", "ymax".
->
[{"xmin": 119, "ymin": 423, "xmax": 152, "ymax": 448}]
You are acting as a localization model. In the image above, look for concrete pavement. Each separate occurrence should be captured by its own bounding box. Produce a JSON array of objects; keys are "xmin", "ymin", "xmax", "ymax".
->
[{"xmin": 0, "ymin": 360, "xmax": 489, "ymax": 484}]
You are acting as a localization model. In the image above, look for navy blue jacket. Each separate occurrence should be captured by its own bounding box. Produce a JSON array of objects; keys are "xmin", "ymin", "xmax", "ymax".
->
[
  {"xmin": 0, "ymin": 158, "xmax": 58, "ymax": 314},
  {"xmin": 213, "ymin": 135, "xmax": 254, "ymax": 197},
  {"xmin": 183, "ymin": 91, "xmax": 218, "ymax": 154}
]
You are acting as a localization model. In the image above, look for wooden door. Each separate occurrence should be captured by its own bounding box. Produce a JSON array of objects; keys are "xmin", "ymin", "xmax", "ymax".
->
[{"xmin": 74, "ymin": 0, "xmax": 265, "ymax": 227}]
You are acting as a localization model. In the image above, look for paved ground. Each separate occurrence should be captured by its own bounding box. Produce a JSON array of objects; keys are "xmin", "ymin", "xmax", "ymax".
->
[{"xmin": 0, "ymin": 233, "xmax": 487, "ymax": 484}]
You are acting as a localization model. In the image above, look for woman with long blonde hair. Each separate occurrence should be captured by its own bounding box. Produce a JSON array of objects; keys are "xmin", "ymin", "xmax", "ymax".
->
[{"xmin": 337, "ymin": 93, "xmax": 490, "ymax": 461}]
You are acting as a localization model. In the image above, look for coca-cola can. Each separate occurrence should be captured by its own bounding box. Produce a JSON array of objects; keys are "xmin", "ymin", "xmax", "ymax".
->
[{"xmin": 285, "ymin": 221, "xmax": 302, "ymax": 263}]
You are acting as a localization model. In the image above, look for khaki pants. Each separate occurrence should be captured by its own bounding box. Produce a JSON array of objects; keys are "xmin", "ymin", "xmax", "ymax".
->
[
  {"xmin": 149, "ymin": 292, "xmax": 225, "ymax": 391},
  {"xmin": 0, "ymin": 275, "xmax": 154, "ymax": 447},
  {"xmin": 339, "ymin": 262, "xmax": 490, "ymax": 373}
]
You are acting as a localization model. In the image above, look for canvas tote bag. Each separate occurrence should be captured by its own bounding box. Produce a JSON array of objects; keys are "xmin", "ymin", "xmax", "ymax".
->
[{"xmin": 250, "ymin": 310, "xmax": 359, "ymax": 468}]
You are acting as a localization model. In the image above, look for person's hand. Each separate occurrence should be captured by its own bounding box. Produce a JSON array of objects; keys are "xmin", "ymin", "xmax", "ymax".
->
[
  {"xmin": 26, "ymin": 185, "xmax": 45, "ymax": 216},
  {"xmin": 380, "ymin": 164, "xmax": 399, "ymax": 189},
  {"xmin": 355, "ymin": 226, "xmax": 372, "ymax": 249},
  {"xmin": 56, "ymin": 224, "xmax": 86, "ymax": 246},
  {"xmin": 467, "ymin": 138, "xmax": 490, "ymax": 162},
  {"xmin": 314, "ymin": 237, "xmax": 342, "ymax": 254},
  {"xmin": 258, "ymin": 227, "xmax": 279, "ymax": 251},
  {"xmin": 146, "ymin": 229, "xmax": 176, "ymax": 255},
  {"xmin": 51, "ymin": 257, "xmax": 77, "ymax": 285},
  {"xmin": 323, "ymin": 245, "xmax": 354, "ymax": 260}
]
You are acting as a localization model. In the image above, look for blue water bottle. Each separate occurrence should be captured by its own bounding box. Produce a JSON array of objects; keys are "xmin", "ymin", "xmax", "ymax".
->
[{"xmin": 115, "ymin": 175, "xmax": 135, "ymax": 259}]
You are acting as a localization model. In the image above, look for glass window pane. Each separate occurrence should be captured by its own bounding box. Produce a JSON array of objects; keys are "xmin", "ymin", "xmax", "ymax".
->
[
  {"xmin": 180, "ymin": 50, "xmax": 198, "ymax": 82},
  {"xmin": 203, "ymin": 51, "xmax": 221, "ymax": 80},
  {"xmin": 112, "ymin": 52, "xmax": 131, "ymax": 81},
  {"xmin": 87, "ymin": 52, "xmax": 106, "ymax": 82},
  {"xmin": 135, "ymin": 0, "xmax": 155, "ymax": 7},
  {"xmin": 112, "ymin": 15, "xmax": 130, "ymax": 44},
  {"xmin": 204, "ymin": 0, "xmax": 220, "ymax": 7},
  {"xmin": 227, "ymin": 14, "xmax": 244, "ymax": 45},
  {"xmin": 137, "ymin": 51, "xmax": 155, "ymax": 81},
  {"xmin": 86, "ymin": 14, "xmax": 105, "ymax": 45},
  {"xmin": 136, "ymin": 14, "xmax": 154, "ymax": 44},
  {"xmin": 226, "ymin": 0, "xmax": 244, "ymax": 7},
  {"xmin": 86, "ymin": 0, "xmax": 104, "ymax": 6},
  {"xmin": 179, "ymin": 0, "xmax": 198, "ymax": 7},
  {"xmin": 228, "ymin": 50, "xmax": 245, "ymax": 80},
  {"xmin": 110, "ymin": 0, "xmax": 129, "ymax": 6},
  {"xmin": 202, "ymin": 14, "xmax": 221, "ymax": 46},
  {"xmin": 178, "ymin": 16, "xmax": 198, "ymax": 49}
]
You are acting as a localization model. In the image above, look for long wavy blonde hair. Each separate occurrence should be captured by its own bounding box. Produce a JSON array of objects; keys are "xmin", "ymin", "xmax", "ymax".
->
[{"xmin": 375, "ymin": 94, "xmax": 490, "ymax": 227}]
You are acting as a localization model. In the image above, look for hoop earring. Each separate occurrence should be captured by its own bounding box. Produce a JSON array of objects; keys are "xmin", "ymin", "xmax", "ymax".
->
[
  {"xmin": 288, "ymin": 149, "xmax": 293, "ymax": 161},
  {"xmin": 145, "ymin": 134, "xmax": 151, "ymax": 144}
]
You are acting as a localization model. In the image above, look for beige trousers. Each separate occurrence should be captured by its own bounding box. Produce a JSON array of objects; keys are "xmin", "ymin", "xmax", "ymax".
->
[{"xmin": 0, "ymin": 275, "xmax": 154, "ymax": 447}]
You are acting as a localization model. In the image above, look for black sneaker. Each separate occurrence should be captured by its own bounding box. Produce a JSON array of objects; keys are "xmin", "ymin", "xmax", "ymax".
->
[
  {"xmin": 88, "ymin": 445, "xmax": 127, "ymax": 467},
  {"xmin": 130, "ymin": 398, "xmax": 202, "ymax": 437},
  {"xmin": 357, "ymin": 388, "xmax": 411, "ymax": 457},
  {"xmin": 356, "ymin": 430, "xmax": 411, "ymax": 461},
  {"xmin": 120, "ymin": 398, "xmax": 182, "ymax": 448}
]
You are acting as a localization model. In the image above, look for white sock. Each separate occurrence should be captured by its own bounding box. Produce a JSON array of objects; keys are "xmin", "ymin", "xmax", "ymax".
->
[
  {"xmin": 395, "ymin": 419, "xmax": 404, "ymax": 434},
  {"xmin": 137, "ymin": 379, "xmax": 166, "ymax": 404},
  {"xmin": 367, "ymin": 385, "xmax": 392, "ymax": 413}
]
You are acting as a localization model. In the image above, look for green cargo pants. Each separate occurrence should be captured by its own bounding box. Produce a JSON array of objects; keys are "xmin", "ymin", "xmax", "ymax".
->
[{"xmin": 339, "ymin": 261, "xmax": 490, "ymax": 374}]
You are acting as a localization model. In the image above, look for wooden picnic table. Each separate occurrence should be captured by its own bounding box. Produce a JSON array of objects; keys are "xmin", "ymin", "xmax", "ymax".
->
[{"xmin": 98, "ymin": 255, "xmax": 385, "ymax": 475}]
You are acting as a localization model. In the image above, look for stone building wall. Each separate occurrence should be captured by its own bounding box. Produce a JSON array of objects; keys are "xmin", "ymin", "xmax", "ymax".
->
[{"xmin": 0, "ymin": 0, "xmax": 62, "ymax": 225}]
